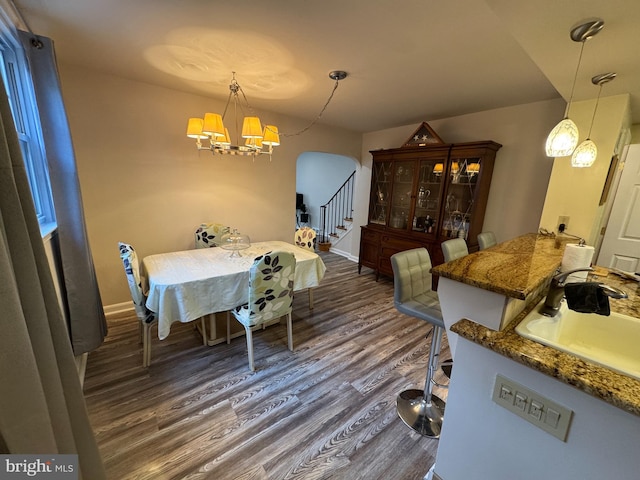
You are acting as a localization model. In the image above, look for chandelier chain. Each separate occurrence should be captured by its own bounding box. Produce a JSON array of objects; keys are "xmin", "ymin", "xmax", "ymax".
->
[{"xmin": 236, "ymin": 77, "xmax": 342, "ymax": 137}]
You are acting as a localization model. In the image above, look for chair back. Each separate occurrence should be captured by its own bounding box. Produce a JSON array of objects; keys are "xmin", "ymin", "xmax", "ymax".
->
[
  {"xmin": 390, "ymin": 248, "xmax": 434, "ymax": 304},
  {"xmin": 442, "ymin": 238, "xmax": 469, "ymax": 262},
  {"xmin": 195, "ymin": 223, "xmax": 230, "ymax": 248},
  {"xmin": 244, "ymin": 251, "xmax": 296, "ymax": 326},
  {"xmin": 477, "ymin": 231, "xmax": 497, "ymax": 250},
  {"xmin": 118, "ymin": 242, "xmax": 149, "ymax": 320},
  {"xmin": 295, "ymin": 227, "xmax": 316, "ymax": 250}
]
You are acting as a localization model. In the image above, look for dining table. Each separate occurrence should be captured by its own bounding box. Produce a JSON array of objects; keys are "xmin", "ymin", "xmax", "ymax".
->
[{"xmin": 140, "ymin": 240, "xmax": 327, "ymax": 343}]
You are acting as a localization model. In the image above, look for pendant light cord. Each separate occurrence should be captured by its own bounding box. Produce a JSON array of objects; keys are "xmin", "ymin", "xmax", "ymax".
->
[
  {"xmin": 586, "ymin": 83, "xmax": 603, "ymax": 139},
  {"xmin": 564, "ymin": 40, "xmax": 586, "ymax": 118}
]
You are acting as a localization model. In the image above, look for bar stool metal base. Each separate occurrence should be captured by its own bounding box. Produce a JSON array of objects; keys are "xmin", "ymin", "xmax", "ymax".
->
[{"xmin": 397, "ymin": 389, "xmax": 446, "ymax": 438}]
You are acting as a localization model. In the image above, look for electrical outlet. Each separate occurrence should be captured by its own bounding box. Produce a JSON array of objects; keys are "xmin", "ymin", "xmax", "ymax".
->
[
  {"xmin": 557, "ymin": 215, "xmax": 570, "ymax": 233},
  {"xmin": 514, "ymin": 392, "xmax": 527, "ymax": 411},
  {"xmin": 492, "ymin": 374, "xmax": 573, "ymax": 441}
]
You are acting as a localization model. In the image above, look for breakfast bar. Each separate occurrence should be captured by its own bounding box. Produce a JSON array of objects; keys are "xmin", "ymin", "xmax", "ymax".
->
[{"xmin": 430, "ymin": 233, "xmax": 640, "ymax": 480}]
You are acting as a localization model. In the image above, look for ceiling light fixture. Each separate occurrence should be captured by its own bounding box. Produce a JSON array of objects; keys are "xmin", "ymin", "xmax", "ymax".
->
[
  {"xmin": 571, "ymin": 72, "xmax": 616, "ymax": 168},
  {"xmin": 545, "ymin": 18, "xmax": 604, "ymax": 158},
  {"xmin": 186, "ymin": 70, "xmax": 348, "ymax": 159}
]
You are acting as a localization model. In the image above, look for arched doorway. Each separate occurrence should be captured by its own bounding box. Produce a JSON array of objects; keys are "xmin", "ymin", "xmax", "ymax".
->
[{"xmin": 296, "ymin": 152, "xmax": 358, "ymax": 251}]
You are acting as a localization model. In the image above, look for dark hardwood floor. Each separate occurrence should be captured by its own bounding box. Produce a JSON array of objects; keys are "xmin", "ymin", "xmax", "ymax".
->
[{"xmin": 84, "ymin": 252, "xmax": 450, "ymax": 480}]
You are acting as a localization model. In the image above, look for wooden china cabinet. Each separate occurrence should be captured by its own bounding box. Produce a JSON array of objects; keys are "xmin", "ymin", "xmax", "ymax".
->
[{"xmin": 358, "ymin": 122, "xmax": 501, "ymax": 281}]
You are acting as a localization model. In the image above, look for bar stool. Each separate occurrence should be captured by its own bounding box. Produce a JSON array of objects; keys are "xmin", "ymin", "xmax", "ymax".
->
[
  {"xmin": 441, "ymin": 238, "xmax": 469, "ymax": 262},
  {"xmin": 391, "ymin": 248, "xmax": 446, "ymax": 438},
  {"xmin": 477, "ymin": 231, "xmax": 497, "ymax": 250}
]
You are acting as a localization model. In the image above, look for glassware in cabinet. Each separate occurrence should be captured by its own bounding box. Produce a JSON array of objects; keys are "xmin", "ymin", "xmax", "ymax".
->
[
  {"xmin": 412, "ymin": 159, "xmax": 444, "ymax": 233},
  {"xmin": 441, "ymin": 157, "xmax": 481, "ymax": 239},
  {"xmin": 369, "ymin": 160, "xmax": 392, "ymax": 225}
]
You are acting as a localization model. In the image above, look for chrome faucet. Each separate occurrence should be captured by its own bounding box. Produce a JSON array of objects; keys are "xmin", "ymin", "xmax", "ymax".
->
[
  {"xmin": 540, "ymin": 267, "xmax": 594, "ymax": 317},
  {"xmin": 597, "ymin": 283, "xmax": 629, "ymax": 299}
]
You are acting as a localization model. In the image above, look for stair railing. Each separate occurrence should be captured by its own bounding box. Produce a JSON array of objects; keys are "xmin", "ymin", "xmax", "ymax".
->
[{"xmin": 319, "ymin": 171, "xmax": 355, "ymax": 245}]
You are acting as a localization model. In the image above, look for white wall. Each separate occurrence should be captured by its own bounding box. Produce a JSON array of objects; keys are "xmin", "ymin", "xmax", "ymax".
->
[
  {"xmin": 434, "ymin": 338, "xmax": 640, "ymax": 480},
  {"xmin": 296, "ymin": 152, "xmax": 357, "ymax": 231},
  {"xmin": 347, "ymin": 99, "xmax": 565, "ymax": 259},
  {"xmin": 58, "ymin": 64, "xmax": 362, "ymax": 305}
]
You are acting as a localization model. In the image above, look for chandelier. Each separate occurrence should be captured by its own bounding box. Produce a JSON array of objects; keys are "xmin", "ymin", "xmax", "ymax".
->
[{"xmin": 186, "ymin": 70, "xmax": 347, "ymax": 158}]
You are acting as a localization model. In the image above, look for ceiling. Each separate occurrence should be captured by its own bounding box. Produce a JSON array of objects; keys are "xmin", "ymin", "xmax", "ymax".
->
[{"xmin": 11, "ymin": 0, "xmax": 640, "ymax": 133}]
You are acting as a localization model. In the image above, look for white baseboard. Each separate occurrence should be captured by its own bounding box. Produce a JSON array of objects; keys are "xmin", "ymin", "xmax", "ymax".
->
[
  {"xmin": 103, "ymin": 301, "xmax": 134, "ymax": 316},
  {"xmin": 326, "ymin": 247, "xmax": 358, "ymax": 263},
  {"xmin": 74, "ymin": 352, "xmax": 87, "ymax": 388}
]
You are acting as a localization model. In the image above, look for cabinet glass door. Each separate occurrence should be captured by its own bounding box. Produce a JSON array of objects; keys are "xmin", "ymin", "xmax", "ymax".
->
[
  {"xmin": 389, "ymin": 161, "xmax": 415, "ymax": 230},
  {"xmin": 441, "ymin": 157, "xmax": 481, "ymax": 239},
  {"xmin": 412, "ymin": 159, "xmax": 444, "ymax": 234},
  {"xmin": 369, "ymin": 161, "xmax": 392, "ymax": 225}
]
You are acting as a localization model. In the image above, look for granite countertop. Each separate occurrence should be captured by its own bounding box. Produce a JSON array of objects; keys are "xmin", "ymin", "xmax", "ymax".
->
[
  {"xmin": 432, "ymin": 233, "xmax": 573, "ymax": 299},
  {"xmin": 452, "ymin": 272, "xmax": 640, "ymax": 415}
]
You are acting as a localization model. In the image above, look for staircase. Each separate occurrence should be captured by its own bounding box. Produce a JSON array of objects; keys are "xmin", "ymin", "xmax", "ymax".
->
[{"xmin": 319, "ymin": 171, "xmax": 355, "ymax": 251}]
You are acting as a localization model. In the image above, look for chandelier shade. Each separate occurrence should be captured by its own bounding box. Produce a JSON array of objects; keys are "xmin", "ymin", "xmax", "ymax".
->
[
  {"xmin": 241, "ymin": 116, "xmax": 263, "ymax": 138},
  {"xmin": 186, "ymin": 118, "xmax": 207, "ymax": 139},
  {"xmin": 202, "ymin": 113, "xmax": 225, "ymax": 138},
  {"xmin": 262, "ymin": 125, "xmax": 280, "ymax": 146}
]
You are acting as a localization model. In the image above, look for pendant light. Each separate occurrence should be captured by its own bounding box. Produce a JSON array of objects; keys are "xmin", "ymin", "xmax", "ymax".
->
[
  {"xmin": 545, "ymin": 19, "xmax": 604, "ymax": 157},
  {"xmin": 571, "ymin": 72, "xmax": 616, "ymax": 168}
]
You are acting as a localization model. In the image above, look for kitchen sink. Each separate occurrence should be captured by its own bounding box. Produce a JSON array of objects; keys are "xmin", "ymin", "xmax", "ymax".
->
[{"xmin": 516, "ymin": 299, "xmax": 640, "ymax": 380}]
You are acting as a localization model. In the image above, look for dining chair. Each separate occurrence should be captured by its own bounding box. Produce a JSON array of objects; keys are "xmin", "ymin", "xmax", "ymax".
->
[
  {"xmin": 391, "ymin": 247, "xmax": 446, "ymax": 437},
  {"xmin": 195, "ymin": 223, "xmax": 230, "ymax": 248},
  {"xmin": 118, "ymin": 242, "xmax": 158, "ymax": 367},
  {"xmin": 477, "ymin": 231, "xmax": 497, "ymax": 250},
  {"xmin": 119, "ymin": 242, "xmax": 207, "ymax": 366},
  {"xmin": 294, "ymin": 226, "xmax": 317, "ymax": 309},
  {"xmin": 227, "ymin": 251, "xmax": 296, "ymax": 371},
  {"xmin": 294, "ymin": 226, "xmax": 316, "ymax": 250},
  {"xmin": 441, "ymin": 237, "xmax": 469, "ymax": 262}
]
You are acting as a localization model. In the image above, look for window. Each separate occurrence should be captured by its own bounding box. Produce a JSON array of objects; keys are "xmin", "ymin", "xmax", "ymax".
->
[{"xmin": 0, "ymin": 30, "xmax": 56, "ymax": 231}]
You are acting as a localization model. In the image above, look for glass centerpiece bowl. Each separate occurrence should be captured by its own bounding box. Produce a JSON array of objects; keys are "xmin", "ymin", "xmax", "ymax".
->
[{"xmin": 220, "ymin": 228, "xmax": 251, "ymax": 257}]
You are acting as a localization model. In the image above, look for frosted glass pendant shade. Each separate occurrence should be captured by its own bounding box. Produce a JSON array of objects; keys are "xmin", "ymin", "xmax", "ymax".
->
[
  {"xmin": 571, "ymin": 139, "xmax": 597, "ymax": 167},
  {"xmin": 545, "ymin": 118, "xmax": 579, "ymax": 157}
]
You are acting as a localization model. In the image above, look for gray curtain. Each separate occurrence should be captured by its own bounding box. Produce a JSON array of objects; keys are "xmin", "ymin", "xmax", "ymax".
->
[
  {"xmin": 0, "ymin": 70, "xmax": 106, "ymax": 478},
  {"xmin": 18, "ymin": 31, "xmax": 107, "ymax": 355}
]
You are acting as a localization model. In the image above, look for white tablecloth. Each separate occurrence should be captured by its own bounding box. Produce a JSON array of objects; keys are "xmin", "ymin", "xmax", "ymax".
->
[{"xmin": 141, "ymin": 241, "xmax": 326, "ymax": 339}]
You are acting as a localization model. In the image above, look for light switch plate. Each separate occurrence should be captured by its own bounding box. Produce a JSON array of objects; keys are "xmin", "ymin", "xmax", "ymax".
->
[{"xmin": 492, "ymin": 374, "xmax": 573, "ymax": 441}]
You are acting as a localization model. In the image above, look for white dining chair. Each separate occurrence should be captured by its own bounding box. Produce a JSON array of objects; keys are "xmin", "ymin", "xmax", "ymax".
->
[
  {"xmin": 195, "ymin": 223, "xmax": 230, "ymax": 248},
  {"xmin": 118, "ymin": 242, "xmax": 158, "ymax": 367},
  {"xmin": 294, "ymin": 227, "xmax": 317, "ymax": 309},
  {"xmin": 119, "ymin": 242, "xmax": 206, "ymax": 366},
  {"xmin": 227, "ymin": 251, "xmax": 296, "ymax": 371}
]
